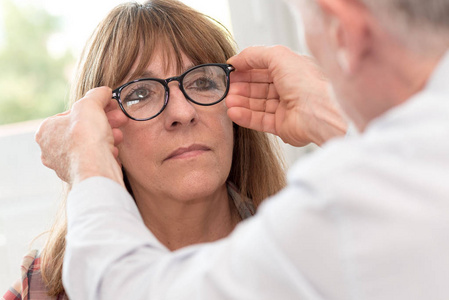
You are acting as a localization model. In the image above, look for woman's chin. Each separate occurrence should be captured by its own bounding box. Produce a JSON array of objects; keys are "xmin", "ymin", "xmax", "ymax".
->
[{"xmin": 166, "ymin": 176, "xmax": 227, "ymax": 202}]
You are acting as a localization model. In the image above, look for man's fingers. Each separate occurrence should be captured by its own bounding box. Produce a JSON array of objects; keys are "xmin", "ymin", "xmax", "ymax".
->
[
  {"xmin": 107, "ymin": 107, "xmax": 129, "ymax": 128},
  {"xmin": 228, "ymin": 46, "xmax": 274, "ymax": 71},
  {"xmin": 81, "ymin": 86, "xmax": 113, "ymax": 110},
  {"xmin": 226, "ymin": 95, "xmax": 279, "ymax": 114},
  {"xmin": 35, "ymin": 114, "xmax": 66, "ymax": 144},
  {"xmin": 229, "ymin": 81, "xmax": 279, "ymax": 100},
  {"xmin": 105, "ymin": 98, "xmax": 120, "ymax": 113},
  {"xmin": 230, "ymin": 69, "xmax": 273, "ymax": 84},
  {"xmin": 54, "ymin": 110, "xmax": 71, "ymax": 117},
  {"xmin": 112, "ymin": 147, "xmax": 120, "ymax": 159},
  {"xmin": 35, "ymin": 86, "xmax": 126, "ymax": 186},
  {"xmin": 227, "ymin": 107, "xmax": 276, "ymax": 135},
  {"xmin": 112, "ymin": 128, "xmax": 123, "ymax": 146},
  {"xmin": 228, "ymin": 45, "xmax": 292, "ymax": 72}
]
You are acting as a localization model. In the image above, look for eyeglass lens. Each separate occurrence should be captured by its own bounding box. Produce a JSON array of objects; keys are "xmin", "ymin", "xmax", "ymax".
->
[{"xmin": 119, "ymin": 65, "xmax": 228, "ymax": 120}]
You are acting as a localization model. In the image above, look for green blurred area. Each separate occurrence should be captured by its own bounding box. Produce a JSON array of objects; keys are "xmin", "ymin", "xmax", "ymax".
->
[{"xmin": 0, "ymin": 0, "xmax": 75, "ymax": 125}]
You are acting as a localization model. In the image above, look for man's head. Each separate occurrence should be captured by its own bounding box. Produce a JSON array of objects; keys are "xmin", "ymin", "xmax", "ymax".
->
[
  {"xmin": 355, "ymin": 0, "xmax": 449, "ymax": 53},
  {"xmin": 289, "ymin": 0, "xmax": 449, "ymax": 130}
]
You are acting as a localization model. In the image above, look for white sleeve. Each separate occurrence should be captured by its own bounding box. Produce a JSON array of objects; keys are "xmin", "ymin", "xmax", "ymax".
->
[
  {"xmin": 63, "ymin": 176, "xmax": 348, "ymax": 300},
  {"xmin": 63, "ymin": 95, "xmax": 449, "ymax": 300}
]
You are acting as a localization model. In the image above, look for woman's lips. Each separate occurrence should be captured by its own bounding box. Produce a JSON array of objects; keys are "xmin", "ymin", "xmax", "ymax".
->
[{"xmin": 165, "ymin": 144, "xmax": 210, "ymax": 160}]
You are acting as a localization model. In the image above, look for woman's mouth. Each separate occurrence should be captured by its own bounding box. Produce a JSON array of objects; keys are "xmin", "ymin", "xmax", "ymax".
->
[{"xmin": 165, "ymin": 144, "xmax": 211, "ymax": 161}]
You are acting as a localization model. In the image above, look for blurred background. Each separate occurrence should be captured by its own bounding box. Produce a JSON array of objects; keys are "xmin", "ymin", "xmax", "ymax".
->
[{"xmin": 0, "ymin": 0, "xmax": 311, "ymax": 291}]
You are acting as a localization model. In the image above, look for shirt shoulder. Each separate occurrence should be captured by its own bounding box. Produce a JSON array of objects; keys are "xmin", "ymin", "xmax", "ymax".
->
[
  {"xmin": 2, "ymin": 250, "xmax": 38, "ymax": 300},
  {"xmin": 2, "ymin": 285, "xmax": 21, "ymax": 300},
  {"xmin": 289, "ymin": 88, "xmax": 449, "ymax": 189},
  {"xmin": 2, "ymin": 250, "xmax": 68, "ymax": 300}
]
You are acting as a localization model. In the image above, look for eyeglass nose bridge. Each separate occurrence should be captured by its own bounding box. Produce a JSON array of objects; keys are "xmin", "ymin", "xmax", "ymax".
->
[
  {"xmin": 164, "ymin": 75, "xmax": 184, "ymax": 88},
  {"xmin": 163, "ymin": 75, "xmax": 190, "ymax": 103}
]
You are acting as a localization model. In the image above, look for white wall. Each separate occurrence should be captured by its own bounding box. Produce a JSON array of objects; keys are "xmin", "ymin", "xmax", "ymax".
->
[
  {"xmin": 0, "ymin": 121, "xmax": 63, "ymax": 292},
  {"xmin": 228, "ymin": 0, "xmax": 302, "ymax": 51}
]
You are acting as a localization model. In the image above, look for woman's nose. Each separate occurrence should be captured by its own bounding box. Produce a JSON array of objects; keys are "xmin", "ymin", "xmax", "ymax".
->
[{"xmin": 163, "ymin": 82, "xmax": 198, "ymax": 130}]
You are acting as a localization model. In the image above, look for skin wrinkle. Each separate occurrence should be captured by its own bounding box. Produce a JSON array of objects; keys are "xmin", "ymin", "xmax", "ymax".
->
[
  {"xmin": 234, "ymin": 82, "xmax": 278, "ymax": 112},
  {"xmin": 266, "ymin": 99, "xmax": 279, "ymax": 114},
  {"xmin": 242, "ymin": 77, "xmax": 275, "ymax": 133}
]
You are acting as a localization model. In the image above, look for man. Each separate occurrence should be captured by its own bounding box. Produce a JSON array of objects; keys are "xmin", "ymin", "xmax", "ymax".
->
[{"xmin": 36, "ymin": 0, "xmax": 449, "ymax": 299}]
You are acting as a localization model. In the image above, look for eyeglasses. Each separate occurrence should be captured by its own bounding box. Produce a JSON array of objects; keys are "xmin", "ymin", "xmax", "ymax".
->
[{"xmin": 112, "ymin": 63, "xmax": 235, "ymax": 121}]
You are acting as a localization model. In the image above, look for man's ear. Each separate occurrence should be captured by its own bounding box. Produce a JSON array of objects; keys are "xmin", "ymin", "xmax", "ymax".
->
[{"xmin": 316, "ymin": 0, "xmax": 373, "ymax": 75}]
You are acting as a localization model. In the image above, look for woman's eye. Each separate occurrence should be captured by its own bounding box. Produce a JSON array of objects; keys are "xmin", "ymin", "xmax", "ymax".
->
[
  {"xmin": 190, "ymin": 77, "xmax": 217, "ymax": 90},
  {"xmin": 123, "ymin": 88, "xmax": 152, "ymax": 107},
  {"xmin": 134, "ymin": 88, "xmax": 149, "ymax": 99},
  {"xmin": 194, "ymin": 78, "xmax": 210, "ymax": 88}
]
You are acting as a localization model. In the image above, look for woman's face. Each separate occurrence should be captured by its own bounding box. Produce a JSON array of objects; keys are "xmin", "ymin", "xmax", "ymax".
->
[{"xmin": 117, "ymin": 50, "xmax": 234, "ymax": 203}]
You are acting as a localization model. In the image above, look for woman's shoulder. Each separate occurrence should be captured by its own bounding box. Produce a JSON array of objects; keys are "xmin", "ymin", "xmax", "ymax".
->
[
  {"xmin": 2, "ymin": 249, "xmax": 38, "ymax": 300},
  {"xmin": 2, "ymin": 250, "xmax": 68, "ymax": 300},
  {"xmin": 1, "ymin": 279, "xmax": 21, "ymax": 300}
]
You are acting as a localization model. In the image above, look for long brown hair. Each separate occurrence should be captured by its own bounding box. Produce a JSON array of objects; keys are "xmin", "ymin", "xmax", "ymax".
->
[{"xmin": 40, "ymin": 0, "xmax": 286, "ymax": 296}]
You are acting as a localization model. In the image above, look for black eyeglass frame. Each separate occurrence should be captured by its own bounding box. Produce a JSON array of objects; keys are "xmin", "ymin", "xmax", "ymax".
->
[{"xmin": 112, "ymin": 63, "xmax": 235, "ymax": 121}]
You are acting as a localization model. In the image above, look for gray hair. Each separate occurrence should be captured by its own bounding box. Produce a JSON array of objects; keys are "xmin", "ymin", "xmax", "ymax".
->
[
  {"xmin": 291, "ymin": 0, "xmax": 449, "ymax": 53},
  {"xmin": 363, "ymin": 0, "xmax": 449, "ymax": 28},
  {"xmin": 361, "ymin": 0, "xmax": 449, "ymax": 52}
]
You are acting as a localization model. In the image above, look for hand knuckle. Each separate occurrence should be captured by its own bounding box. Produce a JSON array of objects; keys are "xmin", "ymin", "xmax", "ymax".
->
[
  {"xmin": 41, "ymin": 155, "xmax": 50, "ymax": 168},
  {"xmin": 34, "ymin": 119, "xmax": 49, "ymax": 143},
  {"xmin": 34, "ymin": 131, "xmax": 41, "ymax": 143}
]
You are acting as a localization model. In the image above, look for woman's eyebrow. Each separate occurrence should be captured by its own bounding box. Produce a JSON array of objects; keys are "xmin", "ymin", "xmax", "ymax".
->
[
  {"xmin": 137, "ymin": 64, "xmax": 197, "ymax": 79},
  {"xmin": 184, "ymin": 64, "xmax": 195, "ymax": 72},
  {"xmin": 138, "ymin": 71, "xmax": 157, "ymax": 78}
]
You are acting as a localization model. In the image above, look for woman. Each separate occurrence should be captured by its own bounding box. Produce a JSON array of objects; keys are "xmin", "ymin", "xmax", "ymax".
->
[{"xmin": 2, "ymin": 0, "xmax": 286, "ymax": 299}]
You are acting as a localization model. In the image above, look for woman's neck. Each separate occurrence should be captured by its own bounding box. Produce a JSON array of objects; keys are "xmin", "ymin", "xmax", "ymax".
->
[{"xmin": 134, "ymin": 184, "xmax": 241, "ymax": 251}]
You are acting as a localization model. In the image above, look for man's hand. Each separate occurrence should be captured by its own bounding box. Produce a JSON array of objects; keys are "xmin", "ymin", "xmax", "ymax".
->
[
  {"xmin": 35, "ymin": 87, "xmax": 128, "ymax": 186},
  {"xmin": 227, "ymin": 46, "xmax": 347, "ymax": 146}
]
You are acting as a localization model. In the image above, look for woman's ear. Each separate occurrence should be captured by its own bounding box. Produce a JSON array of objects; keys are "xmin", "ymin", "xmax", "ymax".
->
[{"xmin": 316, "ymin": 0, "xmax": 374, "ymax": 75}]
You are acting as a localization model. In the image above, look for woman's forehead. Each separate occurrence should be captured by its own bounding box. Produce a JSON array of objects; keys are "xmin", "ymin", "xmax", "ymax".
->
[{"xmin": 124, "ymin": 46, "xmax": 195, "ymax": 82}]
